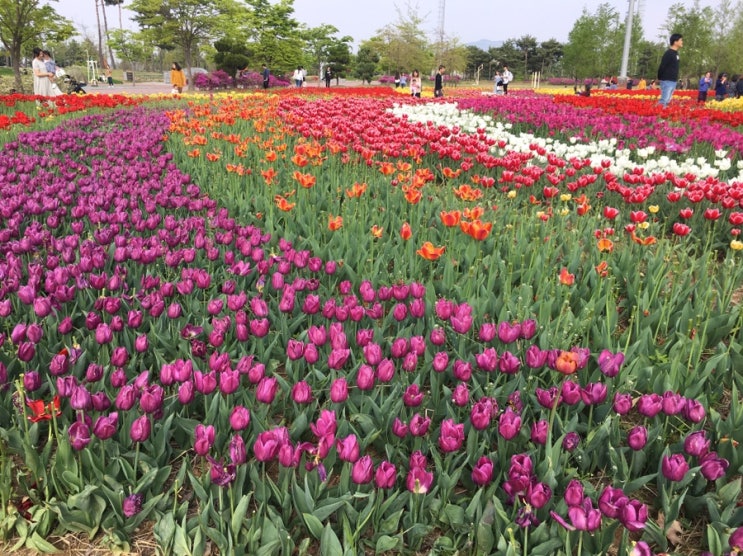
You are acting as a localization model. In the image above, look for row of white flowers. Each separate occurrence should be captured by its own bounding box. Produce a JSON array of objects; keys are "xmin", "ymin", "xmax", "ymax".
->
[{"xmin": 389, "ymin": 102, "xmax": 742, "ymax": 182}]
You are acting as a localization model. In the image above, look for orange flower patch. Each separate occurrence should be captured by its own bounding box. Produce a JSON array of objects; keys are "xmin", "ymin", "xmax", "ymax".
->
[
  {"xmin": 453, "ymin": 184, "xmax": 483, "ymax": 201},
  {"xmin": 439, "ymin": 210, "xmax": 461, "ymax": 227},
  {"xmin": 379, "ymin": 162, "xmax": 395, "ymax": 176},
  {"xmin": 346, "ymin": 182, "xmax": 367, "ymax": 198},
  {"xmin": 442, "ymin": 167, "xmax": 462, "ymax": 179},
  {"xmin": 261, "ymin": 168, "xmax": 277, "ymax": 185},
  {"xmin": 265, "ymin": 151, "xmax": 278, "ymax": 162},
  {"xmin": 274, "ymin": 195, "xmax": 295, "ymax": 211},
  {"xmin": 206, "ymin": 152, "xmax": 221, "ymax": 162},
  {"xmin": 555, "ymin": 351, "xmax": 579, "ymax": 374},
  {"xmin": 597, "ymin": 237, "xmax": 614, "ymax": 252},
  {"xmin": 291, "ymin": 153, "xmax": 309, "ymax": 167},
  {"xmin": 460, "ymin": 219, "xmax": 492, "ymax": 240},
  {"xmin": 292, "ymin": 171, "xmax": 316, "ymax": 189},
  {"xmin": 400, "ymin": 222, "xmax": 412, "ymax": 240},
  {"xmin": 595, "ymin": 261, "xmax": 609, "ymax": 277},
  {"xmin": 404, "ymin": 187, "xmax": 423, "ymax": 205},
  {"xmin": 463, "ymin": 206, "xmax": 485, "ymax": 221},
  {"xmin": 416, "ymin": 241, "xmax": 445, "ymax": 260},
  {"xmin": 371, "ymin": 225, "xmax": 384, "ymax": 238},
  {"xmin": 328, "ymin": 215, "xmax": 343, "ymax": 231},
  {"xmin": 559, "ymin": 267, "xmax": 575, "ymax": 286},
  {"xmin": 187, "ymin": 149, "xmax": 201, "ymax": 158}
]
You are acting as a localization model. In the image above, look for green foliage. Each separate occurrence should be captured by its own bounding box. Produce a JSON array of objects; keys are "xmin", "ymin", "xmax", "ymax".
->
[
  {"xmin": 212, "ymin": 38, "xmax": 249, "ymax": 79},
  {"xmin": 352, "ymin": 45, "xmax": 379, "ymax": 84}
]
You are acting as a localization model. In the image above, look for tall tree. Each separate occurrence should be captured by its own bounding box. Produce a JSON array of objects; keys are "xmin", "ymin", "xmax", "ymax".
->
[
  {"xmin": 301, "ymin": 24, "xmax": 352, "ymax": 80},
  {"xmin": 661, "ymin": 1, "xmax": 715, "ymax": 79},
  {"xmin": 0, "ymin": 0, "xmax": 74, "ymax": 92},
  {"xmin": 353, "ymin": 44, "xmax": 379, "ymax": 84},
  {"xmin": 534, "ymin": 39, "xmax": 563, "ymax": 76},
  {"xmin": 129, "ymin": 0, "xmax": 244, "ymax": 90},
  {"xmin": 514, "ymin": 35, "xmax": 538, "ymax": 79},
  {"xmin": 240, "ymin": 0, "xmax": 303, "ymax": 76},
  {"xmin": 366, "ymin": 3, "xmax": 432, "ymax": 76},
  {"xmin": 107, "ymin": 29, "xmax": 148, "ymax": 83},
  {"xmin": 562, "ymin": 3, "xmax": 623, "ymax": 78}
]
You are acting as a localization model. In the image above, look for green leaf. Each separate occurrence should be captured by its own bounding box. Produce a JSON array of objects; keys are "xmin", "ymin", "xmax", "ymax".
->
[
  {"xmin": 314, "ymin": 496, "xmax": 351, "ymax": 521},
  {"xmin": 154, "ymin": 512, "xmax": 176, "ymax": 551},
  {"xmin": 26, "ymin": 532, "xmax": 58, "ymax": 553},
  {"xmin": 320, "ymin": 524, "xmax": 343, "ymax": 556},
  {"xmin": 439, "ymin": 503, "xmax": 465, "ymax": 527},
  {"xmin": 303, "ymin": 513, "xmax": 324, "ymax": 540},
  {"xmin": 231, "ymin": 493, "xmax": 252, "ymax": 534},
  {"xmin": 375, "ymin": 534, "xmax": 400, "ymax": 552},
  {"xmin": 718, "ymin": 477, "xmax": 741, "ymax": 507}
]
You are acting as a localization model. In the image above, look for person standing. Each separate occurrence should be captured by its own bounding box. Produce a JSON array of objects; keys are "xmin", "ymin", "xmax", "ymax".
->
[
  {"xmin": 325, "ymin": 66, "xmax": 332, "ymax": 87},
  {"xmin": 32, "ymin": 47, "xmax": 54, "ymax": 97},
  {"xmin": 697, "ymin": 71, "xmax": 712, "ymax": 103},
  {"xmin": 501, "ymin": 65, "xmax": 513, "ymax": 95},
  {"xmin": 410, "ymin": 69, "xmax": 421, "ymax": 98},
  {"xmin": 292, "ymin": 66, "xmax": 303, "ymax": 88},
  {"xmin": 105, "ymin": 66, "xmax": 114, "ymax": 87},
  {"xmin": 434, "ymin": 65, "xmax": 445, "ymax": 97},
  {"xmin": 715, "ymin": 73, "xmax": 728, "ymax": 101},
  {"xmin": 170, "ymin": 62, "xmax": 186, "ymax": 93},
  {"xmin": 262, "ymin": 64, "xmax": 270, "ymax": 89},
  {"xmin": 657, "ymin": 33, "xmax": 683, "ymax": 107}
]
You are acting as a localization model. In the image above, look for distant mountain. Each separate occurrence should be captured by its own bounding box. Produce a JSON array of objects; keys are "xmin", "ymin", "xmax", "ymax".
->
[{"xmin": 468, "ymin": 39, "xmax": 503, "ymax": 51}]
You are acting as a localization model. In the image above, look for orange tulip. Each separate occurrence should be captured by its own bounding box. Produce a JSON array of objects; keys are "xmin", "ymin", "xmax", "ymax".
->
[
  {"xmin": 379, "ymin": 162, "xmax": 395, "ymax": 175},
  {"xmin": 261, "ymin": 167, "xmax": 277, "ymax": 185},
  {"xmin": 404, "ymin": 187, "xmax": 422, "ymax": 204},
  {"xmin": 577, "ymin": 203, "xmax": 590, "ymax": 216},
  {"xmin": 597, "ymin": 237, "xmax": 614, "ymax": 252},
  {"xmin": 439, "ymin": 210, "xmax": 461, "ymax": 227},
  {"xmin": 630, "ymin": 232, "xmax": 657, "ymax": 246},
  {"xmin": 463, "ymin": 206, "xmax": 484, "ymax": 220},
  {"xmin": 460, "ymin": 219, "xmax": 492, "ymax": 240},
  {"xmin": 559, "ymin": 267, "xmax": 575, "ymax": 286},
  {"xmin": 328, "ymin": 215, "xmax": 343, "ymax": 231},
  {"xmin": 371, "ymin": 225, "xmax": 383, "ymax": 238},
  {"xmin": 187, "ymin": 149, "xmax": 201, "ymax": 158},
  {"xmin": 274, "ymin": 195, "xmax": 295, "ymax": 211},
  {"xmin": 416, "ymin": 241, "xmax": 445, "ymax": 260},
  {"xmin": 346, "ymin": 182, "xmax": 367, "ymax": 198},
  {"xmin": 265, "ymin": 150, "xmax": 277, "ymax": 162},
  {"xmin": 396, "ymin": 160, "xmax": 412, "ymax": 172},
  {"xmin": 453, "ymin": 184, "xmax": 483, "ymax": 201},
  {"xmin": 442, "ymin": 167, "xmax": 462, "ymax": 179},
  {"xmin": 292, "ymin": 171, "xmax": 316, "ymax": 189},
  {"xmin": 555, "ymin": 350, "xmax": 579, "ymax": 374},
  {"xmin": 400, "ymin": 222, "xmax": 412, "ymax": 241},
  {"xmin": 595, "ymin": 261, "xmax": 609, "ymax": 277},
  {"xmin": 291, "ymin": 153, "xmax": 309, "ymax": 167}
]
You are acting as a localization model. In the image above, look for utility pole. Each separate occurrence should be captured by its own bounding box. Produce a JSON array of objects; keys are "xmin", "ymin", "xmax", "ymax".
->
[
  {"xmin": 619, "ymin": 0, "xmax": 636, "ymax": 79},
  {"xmin": 436, "ymin": 0, "xmax": 445, "ymax": 64}
]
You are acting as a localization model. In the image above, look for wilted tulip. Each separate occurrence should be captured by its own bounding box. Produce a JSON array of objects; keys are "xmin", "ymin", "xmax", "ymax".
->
[{"xmin": 122, "ymin": 493, "xmax": 143, "ymax": 518}]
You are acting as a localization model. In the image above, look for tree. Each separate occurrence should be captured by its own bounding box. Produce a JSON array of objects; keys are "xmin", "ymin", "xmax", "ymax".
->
[
  {"xmin": 534, "ymin": 39, "xmax": 563, "ymax": 77},
  {"xmin": 366, "ymin": 3, "xmax": 432, "ymax": 76},
  {"xmin": 514, "ymin": 35, "xmax": 538, "ymax": 79},
  {"xmin": 0, "ymin": 0, "xmax": 74, "ymax": 92},
  {"xmin": 240, "ymin": 0, "xmax": 304, "ymax": 77},
  {"xmin": 464, "ymin": 45, "xmax": 490, "ymax": 79},
  {"xmin": 301, "ymin": 24, "xmax": 352, "ymax": 80},
  {"xmin": 129, "ymin": 0, "xmax": 244, "ymax": 90},
  {"xmin": 661, "ymin": 1, "xmax": 715, "ymax": 80},
  {"xmin": 353, "ymin": 44, "xmax": 379, "ymax": 84},
  {"xmin": 107, "ymin": 29, "xmax": 149, "ymax": 84},
  {"xmin": 562, "ymin": 3, "xmax": 623, "ymax": 79},
  {"xmin": 213, "ymin": 37, "xmax": 249, "ymax": 82}
]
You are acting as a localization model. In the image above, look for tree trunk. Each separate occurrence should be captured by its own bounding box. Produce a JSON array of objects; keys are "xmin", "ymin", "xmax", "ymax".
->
[
  {"xmin": 12, "ymin": 42, "xmax": 23, "ymax": 93},
  {"xmin": 101, "ymin": 2, "xmax": 116, "ymax": 69},
  {"xmin": 118, "ymin": 2, "xmax": 123, "ymax": 30},
  {"xmin": 94, "ymin": 0, "xmax": 104, "ymax": 66}
]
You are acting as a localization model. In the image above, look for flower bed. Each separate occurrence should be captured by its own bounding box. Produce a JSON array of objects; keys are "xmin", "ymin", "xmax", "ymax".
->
[{"xmin": 0, "ymin": 90, "xmax": 742, "ymax": 555}]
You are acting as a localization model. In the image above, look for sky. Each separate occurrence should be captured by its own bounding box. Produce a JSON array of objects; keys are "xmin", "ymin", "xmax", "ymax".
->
[{"xmin": 51, "ymin": 0, "xmax": 711, "ymax": 47}]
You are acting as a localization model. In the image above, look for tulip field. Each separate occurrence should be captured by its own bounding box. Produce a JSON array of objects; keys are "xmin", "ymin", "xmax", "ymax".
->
[{"xmin": 1, "ymin": 85, "xmax": 743, "ymax": 555}]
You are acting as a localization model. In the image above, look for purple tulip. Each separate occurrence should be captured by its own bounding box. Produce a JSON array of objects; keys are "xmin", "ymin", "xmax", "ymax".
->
[
  {"xmin": 403, "ymin": 384, "xmax": 424, "ymax": 407},
  {"xmin": 612, "ymin": 392, "xmax": 633, "ymax": 415},
  {"xmin": 580, "ymin": 382, "xmax": 607, "ymax": 405},
  {"xmin": 471, "ymin": 456, "xmax": 494, "ymax": 486},
  {"xmin": 194, "ymin": 424, "xmax": 215, "ymax": 456},
  {"xmin": 70, "ymin": 385, "xmax": 93, "ymax": 411},
  {"xmin": 661, "ymin": 390, "xmax": 686, "ymax": 415},
  {"xmin": 452, "ymin": 359, "xmax": 472, "ymax": 381},
  {"xmin": 636, "ymin": 393, "xmax": 663, "ymax": 417},
  {"xmin": 597, "ymin": 349, "xmax": 624, "ymax": 377},
  {"xmin": 438, "ymin": 418, "xmax": 464, "ymax": 453},
  {"xmin": 49, "ymin": 352, "xmax": 70, "ymax": 376},
  {"xmin": 327, "ymin": 348, "xmax": 350, "ymax": 370},
  {"xmin": 375, "ymin": 358, "xmax": 395, "ymax": 382},
  {"xmin": 661, "ymin": 453, "xmax": 689, "ymax": 482},
  {"xmin": 229, "ymin": 435, "xmax": 247, "ymax": 465},
  {"xmin": 404, "ymin": 353, "xmax": 419, "ymax": 373},
  {"xmin": 526, "ymin": 482, "xmax": 552, "ymax": 509},
  {"xmin": 68, "ymin": 420, "xmax": 91, "ymax": 451},
  {"xmin": 330, "ymin": 378, "xmax": 348, "ymax": 403},
  {"xmin": 520, "ymin": 319, "xmax": 537, "ymax": 339},
  {"xmin": 478, "ymin": 323, "xmax": 496, "ymax": 342},
  {"xmin": 535, "ymin": 387, "xmax": 561, "ymax": 409},
  {"xmin": 567, "ymin": 497, "xmax": 602, "ymax": 532},
  {"xmin": 683, "ymin": 431, "xmax": 710, "ymax": 457},
  {"xmin": 17, "ymin": 342, "xmax": 36, "ymax": 362},
  {"xmin": 562, "ymin": 432, "xmax": 580, "ymax": 452},
  {"xmin": 409, "ymin": 413, "xmax": 431, "ymax": 437},
  {"xmin": 229, "ymin": 406, "xmax": 251, "ymax": 431},
  {"xmin": 564, "ymin": 479, "xmax": 584, "ymax": 506},
  {"xmin": 699, "ymin": 452, "xmax": 729, "ymax": 481},
  {"xmin": 530, "ymin": 420, "xmax": 548, "ymax": 445},
  {"xmin": 58, "ymin": 317, "xmax": 73, "ymax": 335},
  {"xmin": 598, "ymin": 486, "xmax": 628, "ymax": 519},
  {"xmin": 469, "ymin": 398, "xmax": 494, "ymax": 430},
  {"xmin": 122, "ymin": 493, "xmax": 143, "ymax": 518},
  {"xmin": 291, "ymin": 381, "xmax": 313, "ymax": 404},
  {"xmin": 561, "ymin": 381, "xmax": 581, "ymax": 405},
  {"xmin": 406, "ymin": 466, "xmax": 434, "ymax": 494},
  {"xmin": 194, "ymin": 370, "xmax": 217, "ymax": 395},
  {"xmin": 11, "ymin": 324, "xmax": 27, "ymax": 344},
  {"xmin": 95, "ymin": 323, "xmax": 113, "ymax": 344},
  {"xmin": 375, "ymin": 461, "xmax": 397, "ymax": 489},
  {"xmin": 475, "ymin": 347, "xmax": 498, "ymax": 372},
  {"xmin": 728, "ymin": 526, "xmax": 743, "ymax": 551},
  {"xmin": 497, "ymin": 321, "xmax": 521, "ymax": 343},
  {"xmin": 363, "ymin": 342, "xmax": 382, "ymax": 365},
  {"xmin": 619, "ymin": 499, "xmax": 648, "ymax": 532},
  {"xmin": 683, "ymin": 398, "xmax": 706, "ymax": 423},
  {"xmin": 26, "ymin": 323, "xmax": 43, "ymax": 344},
  {"xmin": 115, "ymin": 384, "xmax": 138, "ymax": 411},
  {"xmin": 140, "ymin": 384, "xmax": 164, "ymax": 414},
  {"xmin": 356, "ymin": 364, "xmax": 375, "ymax": 391},
  {"xmin": 429, "ymin": 327, "xmax": 446, "ymax": 345},
  {"xmin": 627, "ymin": 426, "xmax": 648, "ymax": 450},
  {"xmin": 351, "ymin": 455, "xmax": 374, "ymax": 484},
  {"xmin": 498, "ymin": 407, "xmax": 521, "ymax": 440},
  {"xmin": 130, "ymin": 415, "xmax": 151, "ymax": 443},
  {"xmin": 255, "ymin": 376, "xmax": 278, "ymax": 404},
  {"xmin": 178, "ymin": 380, "xmax": 194, "ymax": 405},
  {"xmin": 253, "ymin": 430, "xmax": 281, "ymax": 462},
  {"xmin": 93, "ymin": 412, "xmax": 119, "ymax": 440},
  {"xmin": 23, "ymin": 371, "xmax": 41, "ymax": 392},
  {"xmin": 91, "ymin": 392, "xmax": 111, "ymax": 412},
  {"xmin": 630, "ymin": 541, "xmax": 653, "ymax": 556},
  {"xmin": 451, "ymin": 382, "xmax": 469, "ymax": 407}
]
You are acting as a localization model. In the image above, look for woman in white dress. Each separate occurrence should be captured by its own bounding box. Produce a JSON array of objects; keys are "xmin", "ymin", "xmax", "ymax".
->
[{"xmin": 32, "ymin": 47, "xmax": 54, "ymax": 97}]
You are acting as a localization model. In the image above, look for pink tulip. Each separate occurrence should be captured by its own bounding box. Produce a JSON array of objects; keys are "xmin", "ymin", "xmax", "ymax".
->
[{"xmin": 130, "ymin": 415, "xmax": 151, "ymax": 443}]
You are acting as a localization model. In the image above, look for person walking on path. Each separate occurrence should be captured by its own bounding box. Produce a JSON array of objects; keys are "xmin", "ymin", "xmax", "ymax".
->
[
  {"xmin": 409, "ymin": 69, "xmax": 421, "ymax": 98},
  {"xmin": 262, "ymin": 64, "xmax": 270, "ymax": 89},
  {"xmin": 697, "ymin": 71, "xmax": 712, "ymax": 103},
  {"xmin": 324, "ymin": 66, "xmax": 332, "ymax": 88},
  {"xmin": 170, "ymin": 62, "xmax": 186, "ymax": 93},
  {"xmin": 501, "ymin": 65, "xmax": 513, "ymax": 95},
  {"xmin": 434, "ymin": 65, "xmax": 445, "ymax": 97},
  {"xmin": 657, "ymin": 33, "xmax": 683, "ymax": 107}
]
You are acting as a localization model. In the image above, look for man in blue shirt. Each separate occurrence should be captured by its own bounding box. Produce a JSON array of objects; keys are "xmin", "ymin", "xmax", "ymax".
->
[{"xmin": 657, "ymin": 33, "xmax": 683, "ymax": 107}]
